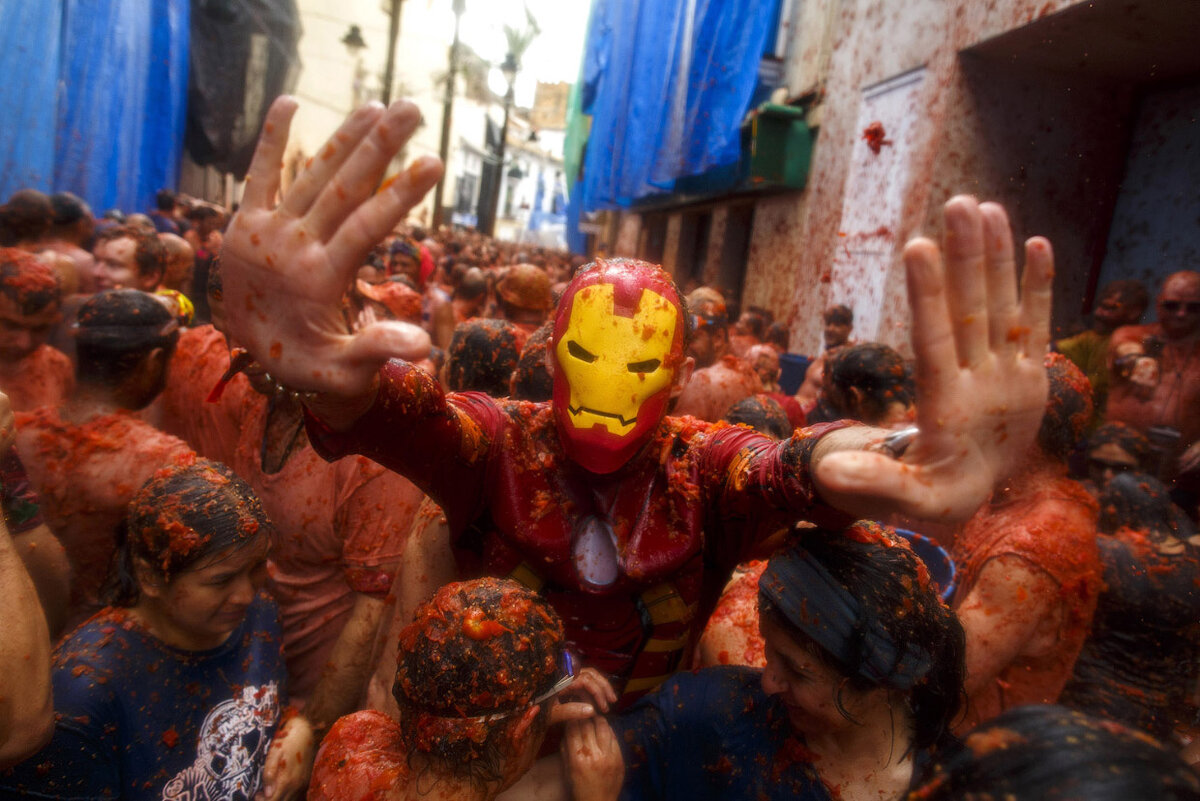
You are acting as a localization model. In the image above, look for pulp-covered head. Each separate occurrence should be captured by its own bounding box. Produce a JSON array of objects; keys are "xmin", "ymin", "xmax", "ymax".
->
[
  {"xmin": 551, "ymin": 258, "xmax": 688, "ymax": 474},
  {"xmin": 393, "ymin": 578, "xmax": 566, "ymax": 781}
]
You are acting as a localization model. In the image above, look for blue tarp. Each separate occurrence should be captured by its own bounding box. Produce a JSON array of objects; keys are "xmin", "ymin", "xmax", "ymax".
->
[
  {"xmin": 579, "ymin": 0, "xmax": 779, "ymax": 210},
  {"xmin": 0, "ymin": 0, "xmax": 189, "ymax": 215}
]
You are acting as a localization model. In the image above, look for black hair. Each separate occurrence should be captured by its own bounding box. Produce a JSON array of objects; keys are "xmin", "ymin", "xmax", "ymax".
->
[
  {"xmin": 107, "ymin": 460, "xmax": 272, "ymax": 606},
  {"xmin": 824, "ymin": 304, "xmax": 853, "ymax": 325},
  {"xmin": 75, "ymin": 289, "xmax": 178, "ymax": 387},
  {"xmin": 394, "ymin": 578, "xmax": 564, "ymax": 786},
  {"xmin": 1037, "ymin": 353, "xmax": 1093, "ymax": 461},
  {"xmin": 759, "ymin": 524, "xmax": 965, "ymax": 751},
  {"xmin": 724, "ymin": 394, "xmax": 791, "ymax": 439},
  {"xmin": 510, "ymin": 322, "xmax": 554, "ymax": 402},
  {"xmin": 738, "ymin": 308, "xmax": 769, "ymax": 340},
  {"xmin": 1098, "ymin": 471, "xmax": 1196, "ymax": 541},
  {"xmin": 765, "ymin": 322, "xmax": 790, "ymax": 351},
  {"xmin": 445, "ymin": 319, "xmax": 520, "ymax": 397},
  {"xmin": 0, "ymin": 190, "xmax": 53, "ymax": 246},
  {"xmin": 50, "ymin": 192, "xmax": 92, "ymax": 227},
  {"xmin": 910, "ymin": 705, "xmax": 1200, "ymax": 800},
  {"xmin": 825, "ymin": 342, "xmax": 911, "ymax": 425},
  {"xmin": 155, "ymin": 189, "xmax": 176, "ymax": 212}
]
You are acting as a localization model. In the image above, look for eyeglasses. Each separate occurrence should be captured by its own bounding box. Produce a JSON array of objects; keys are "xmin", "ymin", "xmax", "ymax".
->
[
  {"xmin": 473, "ymin": 650, "xmax": 577, "ymax": 723},
  {"xmin": 1160, "ymin": 301, "xmax": 1200, "ymax": 314}
]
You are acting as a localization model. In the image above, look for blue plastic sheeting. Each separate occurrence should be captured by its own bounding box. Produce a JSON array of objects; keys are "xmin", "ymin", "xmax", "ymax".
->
[
  {"xmin": 0, "ymin": 1, "xmax": 188, "ymax": 215},
  {"xmin": 58, "ymin": 0, "xmax": 190, "ymax": 214},
  {"xmin": 0, "ymin": 4, "xmax": 63, "ymax": 198},
  {"xmin": 580, "ymin": 0, "xmax": 779, "ymax": 210}
]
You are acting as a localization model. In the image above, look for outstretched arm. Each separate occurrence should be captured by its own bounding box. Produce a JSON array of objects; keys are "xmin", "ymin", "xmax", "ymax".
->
[
  {"xmin": 221, "ymin": 97, "xmax": 444, "ymax": 428},
  {"xmin": 812, "ymin": 197, "xmax": 1052, "ymax": 522}
]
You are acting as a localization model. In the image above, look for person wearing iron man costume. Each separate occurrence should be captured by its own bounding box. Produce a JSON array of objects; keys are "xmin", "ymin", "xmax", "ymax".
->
[{"xmin": 218, "ymin": 97, "xmax": 1055, "ymax": 706}]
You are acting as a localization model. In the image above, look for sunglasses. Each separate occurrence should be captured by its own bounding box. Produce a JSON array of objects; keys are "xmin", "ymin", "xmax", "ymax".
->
[
  {"xmin": 1160, "ymin": 301, "xmax": 1200, "ymax": 314},
  {"xmin": 475, "ymin": 650, "xmax": 577, "ymax": 723}
]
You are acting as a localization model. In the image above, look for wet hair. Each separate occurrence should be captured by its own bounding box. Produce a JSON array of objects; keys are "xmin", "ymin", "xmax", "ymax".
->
[
  {"xmin": 155, "ymin": 189, "xmax": 176, "ymax": 212},
  {"xmin": 1088, "ymin": 422, "xmax": 1152, "ymax": 468},
  {"xmin": 95, "ymin": 224, "xmax": 166, "ymax": 283},
  {"xmin": 759, "ymin": 522, "xmax": 965, "ymax": 751},
  {"xmin": 1037, "ymin": 352, "xmax": 1093, "ymax": 460},
  {"xmin": 0, "ymin": 190, "xmax": 54, "ymax": 246},
  {"xmin": 765, "ymin": 322, "xmax": 790, "ymax": 351},
  {"xmin": 1097, "ymin": 471, "xmax": 1196, "ymax": 542},
  {"xmin": 1099, "ymin": 279, "xmax": 1149, "ymax": 317},
  {"xmin": 455, "ymin": 267, "xmax": 488, "ymax": 301},
  {"xmin": 825, "ymin": 342, "xmax": 911, "ymax": 425},
  {"xmin": 50, "ymin": 192, "xmax": 92, "ymax": 228},
  {"xmin": 75, "ymin": 289, "xmax": 179, "ymax": 387},
  {"xmin": 108, "ymin": 460, "xmax": 272, "ymax": 606},
  {"xmin": 0, "ymin": 248, "xmax": 61, "ymax": 313},
  {"xmin": 724, "ymin": 394, "xmax": 791, "ymax": 439},
  {"xmin": 824, "ymin": 304, "xmax": 853, "ymax": 325},
  {"xmin": 445, "ymin": 319, "xmax": 520, "ymax": 397},
  {"xmin": 510, "ymin": 322, "xmax": 554, "ymax": 402},
  {"xmin": 909, "ymin": 705, "xmax": 1200, "ymax": 801},
  {"xmin": 737, "ymin": 309, "xmax": 768, "ymax": 340},
  {"xmin": 393, "ymin": 578, "xmax": 565, "ymax": 784}
]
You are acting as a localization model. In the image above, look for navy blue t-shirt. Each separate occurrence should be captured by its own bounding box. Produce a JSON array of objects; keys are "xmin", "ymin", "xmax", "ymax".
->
[
  {"xmin": 608, "ymin": 667, "xmax": 836, "ymax": 801},
  {"xmin": 0, "ymin": 594, "xmax": 286, "ymax": 800}
]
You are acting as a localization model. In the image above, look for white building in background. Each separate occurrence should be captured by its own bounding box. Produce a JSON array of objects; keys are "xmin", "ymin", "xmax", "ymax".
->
[{"xmin": 286, "ymin": 0, "xmax": 566, "ymax": 243}]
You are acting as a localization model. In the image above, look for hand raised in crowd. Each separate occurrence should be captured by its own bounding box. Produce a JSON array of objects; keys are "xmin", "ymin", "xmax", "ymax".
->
[
  {"xmin": 221, "ymin": 97, "xmax": 443, "ymax": 400},
  {"xmin": 814, "ymin": 196, "xmax": 1053, "ymax": 522}
]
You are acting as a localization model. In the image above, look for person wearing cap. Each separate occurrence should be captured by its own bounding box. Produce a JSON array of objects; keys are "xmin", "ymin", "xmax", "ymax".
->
[
  {"xmin": 0, "ymin": 249, "xmax": 74, "ymax": 413},
  {"xmin": 310, "ymin": 578, "xmax": 613, "ymax": 801},
  {"xmin": 496, "ymin": 263, "xmax": 554, "ymax": 347},
  {"xmin": 562, "ymin": 522, "xmax": 966, "ymax": 801},
  {"xmin": 14, "ymin": 290, "xmax": 194, "ymax": 628},
  {"xmin": 673, "ymin": 290, "xmax": 763, "ymax": 422}
]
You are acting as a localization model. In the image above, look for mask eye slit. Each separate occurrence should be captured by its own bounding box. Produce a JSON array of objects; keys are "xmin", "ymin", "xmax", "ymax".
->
[
  {"xmin": 568, "ymin": 340, "xmax": 597, "ymax": 363},
  {"xmin": 627, "ymin": 358, "xmax": 660, "ymax": 373}
]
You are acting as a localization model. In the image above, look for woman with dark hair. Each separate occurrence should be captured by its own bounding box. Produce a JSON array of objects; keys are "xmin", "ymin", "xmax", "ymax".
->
[
  {"xmin": 310, "ymin": 577, "xmax": 610, "ymax": 801},
  {"xmin": 818, "ymin": 342, "xmax": 914, "ymax": 428},
  {"xmin": 909, "ymin": 705, "xmax": 1200, "ymax": 800},
  {"xmin": 564, "ymin": 522, "xmax": 966, "ymax": 801},
  {"xmin": 0, "ymin": 460, "xmax": 313, "ymax": 799},
  {"xmin": 1059, "ymin": 472, "xmax": 1200, "ymax": 740}
]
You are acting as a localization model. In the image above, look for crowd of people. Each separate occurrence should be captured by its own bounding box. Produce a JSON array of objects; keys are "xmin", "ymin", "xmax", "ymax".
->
[{"xmin": 0, "ymin": 92, "xmax": 1196, "ymax": 800}]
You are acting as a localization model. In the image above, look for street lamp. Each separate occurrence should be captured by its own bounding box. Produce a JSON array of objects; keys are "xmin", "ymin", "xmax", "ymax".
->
[
  {"xmin": 341, "ymin": 25, "xmax": 368, "ymax": 106},
  {"xmin": 484, "ymin": 52, "xmax": 518, "ymax": 237},
  {"xmin": 432, "ymin": 0, "xmax": 466, "ymax": 229}
]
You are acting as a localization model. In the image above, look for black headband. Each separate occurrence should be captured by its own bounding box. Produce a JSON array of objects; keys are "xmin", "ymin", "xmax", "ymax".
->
[{"xmin": 760, "ymin": 544, "xmax": 932, "ymax": 690}]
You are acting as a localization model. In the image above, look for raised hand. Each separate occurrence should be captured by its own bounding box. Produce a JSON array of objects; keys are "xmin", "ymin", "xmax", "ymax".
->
[
  {"xmin": 221, "ymin": 97, "xmax": 443, "ymax": 398},
  {"xmin": 814, "ymin": 196, "xmax": 1053, "ymax": 522}
]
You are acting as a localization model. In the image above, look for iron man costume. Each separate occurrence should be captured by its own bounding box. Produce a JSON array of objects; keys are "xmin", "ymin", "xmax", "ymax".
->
[{"xmin": 308, "ymin": 259, "xmax": 849, "ymax": 705}]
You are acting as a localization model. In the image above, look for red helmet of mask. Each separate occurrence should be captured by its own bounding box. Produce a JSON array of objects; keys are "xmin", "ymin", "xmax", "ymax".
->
[{"xmin": 551, "ymin": 259, "xmax": 687, "ymax": 474}]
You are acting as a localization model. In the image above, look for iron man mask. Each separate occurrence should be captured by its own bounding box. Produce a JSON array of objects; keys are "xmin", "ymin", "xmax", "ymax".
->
[{"xmin": 552, "ymin": 259, "xmax": 685, "ymax": 474}]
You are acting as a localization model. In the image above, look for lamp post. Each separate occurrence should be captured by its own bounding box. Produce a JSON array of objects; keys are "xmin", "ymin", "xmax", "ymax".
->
[
  {"xmin": 484, "ymin": 52, "xmax": 518, "ymax": 237},
  {"xmin": 341, "ymin": 25, "xmax": 368, "ymax": 106},
  {"xmin": 431, "ymin": 0, "xmax": 466, "ymax": 229},
  {"xmin": 381, "ymin": 0, "xmax": 405, "ymax": 106}
]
